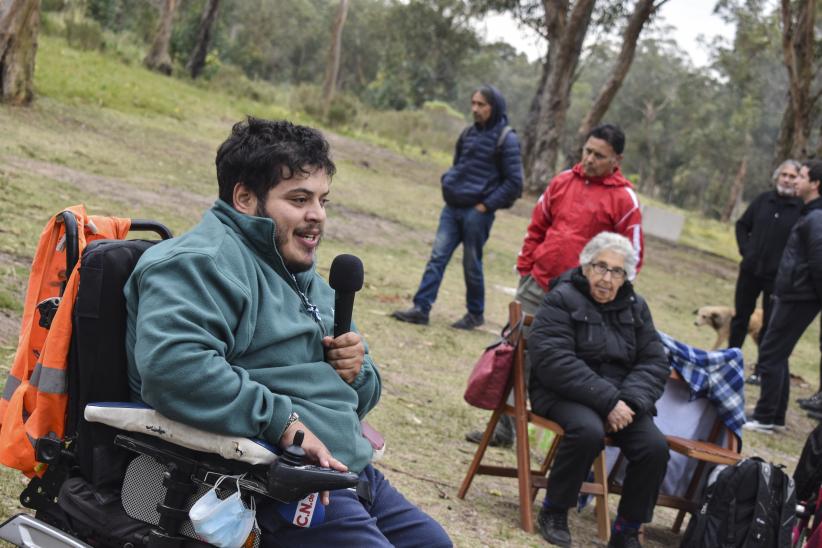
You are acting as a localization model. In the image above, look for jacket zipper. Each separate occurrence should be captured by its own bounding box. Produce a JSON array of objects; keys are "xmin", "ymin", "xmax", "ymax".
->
[{"xmin": 289, "ymin": 273, "xmax": 328, "ymax": 337}]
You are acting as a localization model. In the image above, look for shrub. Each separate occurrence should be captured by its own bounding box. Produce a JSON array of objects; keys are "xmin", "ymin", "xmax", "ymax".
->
[
  {"xmin": 326, "ymin": 93, "xmax": 360, "ymax": 127},
  {"xmin": 40, "ymin": 12, "xmax": 66, "ymax": 37},
  {"xmin": 66, "ymin": 17, "xmax": 104, "ymax": 51}
]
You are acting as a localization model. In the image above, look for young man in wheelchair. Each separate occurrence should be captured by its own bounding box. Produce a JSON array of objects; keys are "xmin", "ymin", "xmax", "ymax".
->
[{"xmin": 124, "ymin": 117, "xmax": 450, "ymax": 547}]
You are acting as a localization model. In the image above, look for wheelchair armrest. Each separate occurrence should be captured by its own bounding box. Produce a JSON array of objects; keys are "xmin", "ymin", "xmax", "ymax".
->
[{"xmin": 84, "ymin": 402, "xmax": 278, "ymax": 465}]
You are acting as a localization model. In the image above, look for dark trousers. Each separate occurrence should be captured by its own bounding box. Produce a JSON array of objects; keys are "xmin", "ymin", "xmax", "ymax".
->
[
  {"xmin": 753, "ymin": 298, "xmax": 821, "ymax": 425},
  {"xmin": 413, "ymin": 205, "xmax": 495, "ymax": 316},
  {"xmin": 729, "ymin": 269, "xmax": 774, "ymax": 353},
  {"xmin": 259, "ymin": 465, "xmax": 451, "ymax": 547},
  {"xmin": 542, "ymin": 400, "xmax": 669, "ymax": 523}
]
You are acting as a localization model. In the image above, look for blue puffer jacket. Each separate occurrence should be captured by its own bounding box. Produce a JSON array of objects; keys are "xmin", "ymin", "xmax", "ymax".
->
[{"xmin": 440, "ymin": 86, "xmax": 523, "ymax": 211}]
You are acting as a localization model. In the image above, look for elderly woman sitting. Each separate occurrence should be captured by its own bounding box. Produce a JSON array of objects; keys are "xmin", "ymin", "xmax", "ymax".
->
[{"xmin": 528, "ymin": 232, "xmax": 669, "ymax": 548}]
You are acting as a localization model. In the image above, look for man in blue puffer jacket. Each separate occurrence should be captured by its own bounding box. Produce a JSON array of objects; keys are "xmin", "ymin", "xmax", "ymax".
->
[{"xmin": 392, "ymin": 85, "xmax": 523, "ymax": 329}]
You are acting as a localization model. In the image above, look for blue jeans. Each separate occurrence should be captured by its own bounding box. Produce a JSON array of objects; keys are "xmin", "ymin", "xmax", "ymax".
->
[
  {"xmin": 258, "ymin": 464, "xmax": 452, "ymax": 547},
  {"xmin": 413, "ymin": 205, "xmax": 495, "ymax": 316}
]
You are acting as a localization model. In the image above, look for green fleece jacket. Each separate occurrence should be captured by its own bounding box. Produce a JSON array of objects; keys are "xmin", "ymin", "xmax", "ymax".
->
[{"xmin": 124, "ymin": 200, "xmax": 381, "ymax": 473}]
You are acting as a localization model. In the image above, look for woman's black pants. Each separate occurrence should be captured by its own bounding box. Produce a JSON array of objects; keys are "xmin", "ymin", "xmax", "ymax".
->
[{"xmin": 541, "ymin": 399, "xmax": 669, "ymax": 523}]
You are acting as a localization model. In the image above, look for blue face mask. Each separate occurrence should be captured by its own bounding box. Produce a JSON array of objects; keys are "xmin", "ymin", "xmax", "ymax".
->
[{"xmin": 189, "ymin": 475, "xmax": 256, "ymax": 548}]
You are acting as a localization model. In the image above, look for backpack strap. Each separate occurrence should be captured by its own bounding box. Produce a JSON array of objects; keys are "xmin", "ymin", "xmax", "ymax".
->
[
  {"xmin": 454, "ymin": 126, "xmax": 471, "ymax": 164},
  {"xmin": 778, "ymin": 467, "xmax": 797, "ymax": 547},
  {"xmin": 494, "ymin": 125, "xmax": 513, "ymax": 177},
  {"xmin": 743, "ymin": 460, "xmax": 775, "ymax": 546}
]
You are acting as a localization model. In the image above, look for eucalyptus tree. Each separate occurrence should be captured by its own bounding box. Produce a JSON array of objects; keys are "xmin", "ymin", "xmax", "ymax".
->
[
  {"xmin": 186, "ymin": 0, "xmax": 220, "ymax": 79},
  {"xmin": 776, "ymin": 0, "xmax": 819, "ymax": 160},
  {"xmin": 144, "ymin": 0, "xmax": 178, "ymax": 75},
  {"xmin": 321, "ymin": 0, "xmax": 349, "ymax": 117},
  {"xmin": 473, "ymin": 0, "xmax": 662, "ymax": 193},
  {"xmin": 0, "ymin": 0, "xmax": 40, "ymax": 105}
]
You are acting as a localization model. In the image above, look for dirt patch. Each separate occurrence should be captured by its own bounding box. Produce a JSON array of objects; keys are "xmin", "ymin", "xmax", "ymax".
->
[
  {"xmin": 325, "ymin": 204, "xmax": 429, "ymax": 247},
  {"xmin": 2, "ymin": 156, "xmax": 211, "ymax": 216},
  {"xmin": 645, "ymin": 235, "xmax": 739, "ymax": 281},
  {"xmin": 326, "ymin": 133, "xmax": 442, "ymax": 184}
]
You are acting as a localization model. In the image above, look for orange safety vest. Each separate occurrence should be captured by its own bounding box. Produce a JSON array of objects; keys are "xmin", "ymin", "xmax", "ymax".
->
[{"xmin": 0, "ymin": 205, "xmax": 131, "ymax": 476}]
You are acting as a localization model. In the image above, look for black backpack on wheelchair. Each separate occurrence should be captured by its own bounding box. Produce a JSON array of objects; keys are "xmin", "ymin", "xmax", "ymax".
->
[{"xmin": 0, "ymin": 214, "xmax": 359, "ymax": 547}]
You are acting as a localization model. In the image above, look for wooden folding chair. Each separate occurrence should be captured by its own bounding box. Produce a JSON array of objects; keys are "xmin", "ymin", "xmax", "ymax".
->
[{"xmin": 458, "ymin": 301, "xmax": 613, "ymax": 541}]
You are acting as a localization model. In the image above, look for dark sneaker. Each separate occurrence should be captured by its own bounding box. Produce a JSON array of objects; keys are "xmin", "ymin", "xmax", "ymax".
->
[
  {"xmin": 465, "ymin": 416, "xmax": 515, "ymax": 448},
  {"xmin": 608, "ymin": 529, "xmax": 642, "ymax": 548},
  {"xmin": 451, "ymin": 312, "xmax": 484, "ymax": 330},
  {"xmin": 799, "ymin": 391, "xmax": 822, "ymax": 410},
  {"xmin": 745, "ymin": 373, "xmax": 761, "ymax": 385},
  {"xmin": 465, "ymin": 429, "xmax": 514, "ymax": 447},
  {"xmin": 808, "ymin": 410, "xmax": 822, "ymax": 421},
  {"xmin": 391, "ymin": 306, "xmax": 429, "ymax": 325},
  {"xmin": 537, "ymin": 508, "xmax": 571, "ymax": 547}
]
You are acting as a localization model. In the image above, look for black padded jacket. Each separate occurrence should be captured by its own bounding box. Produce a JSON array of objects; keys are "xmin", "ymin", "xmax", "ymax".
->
[
  {"xmin": 774, "ymin": 197, "xmax": 822, "ymax": 302},
  {"xmin": 527, "ymin": 268, "xmax": 668, "ymax": 420}
]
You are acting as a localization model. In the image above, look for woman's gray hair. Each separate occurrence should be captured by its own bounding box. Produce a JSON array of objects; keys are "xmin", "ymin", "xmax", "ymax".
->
[
  {"xmin": 579, "ymin": 232, "xmax": 638, "ymax": 280},
  {"xmin": 772, "ymin": 159, "xmax": 800, "ymax": 182}
]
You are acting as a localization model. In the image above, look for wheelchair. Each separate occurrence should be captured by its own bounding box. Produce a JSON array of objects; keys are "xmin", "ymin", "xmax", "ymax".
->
[{"xmin": 0, "ymin": 212, "xmax": 360, "ymax": 547}]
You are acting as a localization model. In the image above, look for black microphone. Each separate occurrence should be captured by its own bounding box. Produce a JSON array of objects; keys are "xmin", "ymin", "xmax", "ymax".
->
[{"xmin": 329, "ymin": 254, "xmax": 364, "ymax": 337}]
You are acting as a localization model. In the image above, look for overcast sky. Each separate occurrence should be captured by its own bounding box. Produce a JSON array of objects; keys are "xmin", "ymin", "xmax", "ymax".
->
[{"xmin": 477, "ymin": 0, "xmax": 735, "ymax": 67}]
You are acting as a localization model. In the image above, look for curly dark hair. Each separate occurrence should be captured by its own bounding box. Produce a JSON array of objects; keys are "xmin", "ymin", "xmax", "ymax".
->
[{"xmin": 215, "ymin": 117, "xmax": 337, "ymax": 204}]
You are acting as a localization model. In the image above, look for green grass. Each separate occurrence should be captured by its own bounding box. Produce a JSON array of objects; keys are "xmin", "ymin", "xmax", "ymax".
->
[{"xmin": 0, "ymin": 33, "xmax": 817, "ymax": 547}]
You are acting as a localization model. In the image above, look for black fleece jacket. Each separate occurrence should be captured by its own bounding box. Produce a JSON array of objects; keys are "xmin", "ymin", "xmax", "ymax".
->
[
  {"xmin": 735, "ymin": 190, "xmax": 802, "ymax": 280},
  {"xmin": 527, "ymin": 268, "xmax": 668, "ymax": 420}
]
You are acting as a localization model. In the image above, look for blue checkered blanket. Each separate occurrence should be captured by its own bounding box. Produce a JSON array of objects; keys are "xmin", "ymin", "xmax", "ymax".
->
[{"xmin": 657, "ymin": 331, "xmax": 746, "ymax": 440}]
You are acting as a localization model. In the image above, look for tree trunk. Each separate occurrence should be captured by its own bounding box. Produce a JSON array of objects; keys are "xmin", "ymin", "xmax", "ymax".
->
[
  {"xmin": 322, "ymin": 0, "xmax": 349, "ymax": 118},
  {"xmin": 186, "ymin": 0, "xmax": 219, "ymax": 79},
  {"xmin": 774, "ymin": 96, "xmax": 794, "ymax": 166},
  {"xmin": 567, "ymin": 0, "xmax": 661, "ymax": 164},
  {"xmin": 0, "ymin": 0, "xmax": 40, "ymax": 105},
  {"xmin": 722, "ymin": 133, "xmax": 751, "ymax": 223},
  {"xmin": 521, "ymin": 55, "xmax": 551, "ymax": 185},
  {"xmin": 639, "ymin": 99, "xmax": 657, "ymax": 196},
  {"xmin": 144, "ymin": 0, "xmax": 178, "ymax": 75},
  {"xmin": 525, "ymin": 0, "xmax": 596, "ymax": 193},
  {"xmin": 779, "ymin": 0, "xmax": 816, "ymax": 160}
]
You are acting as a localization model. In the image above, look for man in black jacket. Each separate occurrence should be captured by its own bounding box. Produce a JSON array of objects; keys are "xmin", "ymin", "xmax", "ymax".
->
[
  {"xmin": 745, "ymin": 159, "xmax": 822, "ymax": 433},
  {"xmin": 732, "ymin": 160, "xmax": 801, "ymax": 385}
]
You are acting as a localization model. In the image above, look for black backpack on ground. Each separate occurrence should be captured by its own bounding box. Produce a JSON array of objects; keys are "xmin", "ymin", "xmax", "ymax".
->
[{"xmin": 680, "ymin": 457, "xmax": 796, "ymax": 547}]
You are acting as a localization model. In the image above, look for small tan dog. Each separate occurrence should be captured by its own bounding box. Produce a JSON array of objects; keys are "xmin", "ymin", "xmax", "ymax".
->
[{"xmin": 693, "ymin": 306, "xmax": 764, "ymax": 350}]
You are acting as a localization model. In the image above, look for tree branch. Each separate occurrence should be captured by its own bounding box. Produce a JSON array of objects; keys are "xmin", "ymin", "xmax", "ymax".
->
[{"xmin": 570, "ymin": 0, "xmax": 657, "ymax": 161}]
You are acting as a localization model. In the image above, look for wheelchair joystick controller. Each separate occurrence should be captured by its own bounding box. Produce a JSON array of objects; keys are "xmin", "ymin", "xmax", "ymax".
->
[
  {"xmin": 279, "ymin": 430, "xmax": 307, "ymax": 466},
  {"xmin": 267, "ymin": 430, "xmax": 360, "ymax": 503}
]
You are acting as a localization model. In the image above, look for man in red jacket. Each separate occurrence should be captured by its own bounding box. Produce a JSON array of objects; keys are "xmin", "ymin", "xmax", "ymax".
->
[
  {"xmin": 466, "ymin": 123, "xmax": 645, "ymax": 448},
  {"xmin": 517, "ymin": 123, "xmax": 644, "ymax": 296}
]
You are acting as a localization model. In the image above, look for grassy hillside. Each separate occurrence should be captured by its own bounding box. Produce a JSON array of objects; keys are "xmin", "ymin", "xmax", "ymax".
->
[{"xmin": 0, "ymin": 35, "xmax": 818, "ymax": 547}]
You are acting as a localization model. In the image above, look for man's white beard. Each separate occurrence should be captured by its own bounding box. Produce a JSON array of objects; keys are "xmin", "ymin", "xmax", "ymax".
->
[{"xmin": 776, "ymin": 183, "xmax": 795, "ymax": 197}]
